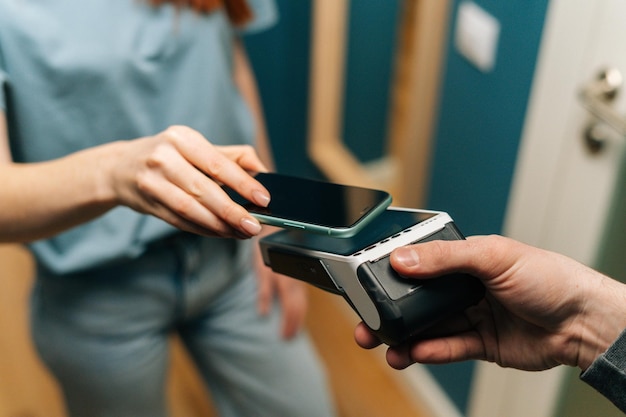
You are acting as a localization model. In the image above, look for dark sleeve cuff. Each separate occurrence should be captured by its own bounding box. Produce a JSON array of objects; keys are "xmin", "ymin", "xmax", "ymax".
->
[{"xmin": 580, "ymin": 327, "xmax": 626, "ymax": 412}]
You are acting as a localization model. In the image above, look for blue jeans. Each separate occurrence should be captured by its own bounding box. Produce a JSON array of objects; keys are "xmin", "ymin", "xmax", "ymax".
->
[{"xmin": 31, "ymin": 234, "xmax": 336, "ymax": 417}]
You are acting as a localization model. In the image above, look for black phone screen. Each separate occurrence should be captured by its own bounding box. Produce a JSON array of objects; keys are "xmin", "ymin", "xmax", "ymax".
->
[{"xmin": 225, "ymin": 172, "xmax": 392, "ymax": 233}]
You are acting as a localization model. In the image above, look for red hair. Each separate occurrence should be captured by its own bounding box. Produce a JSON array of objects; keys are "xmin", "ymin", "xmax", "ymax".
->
[{"xmin": 148, "ymin": 0, "xmax": 253, "ymax": 26}]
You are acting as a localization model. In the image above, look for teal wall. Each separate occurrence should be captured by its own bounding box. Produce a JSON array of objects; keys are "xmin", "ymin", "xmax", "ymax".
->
[
  {"xmin": 427, "ymin": 0, "xmax": 550, "ymax": 237},
  {"xmin": 342, "ymin": 1, "xmax": 401, "ymax": 162},
  {"xmin": 244, "ymin": 0, "xmax": 398, "ymax": 177},
  {"xmin": 246, "ymin": 0, "xmax": 549, "ymax": 415},
  {"xmin": 425, "ymin": 0, "xmax": 549, "ymax": 413},
  {"xmin": 244, "ymin": 1, "xmax": 319, "ymax": 178}
]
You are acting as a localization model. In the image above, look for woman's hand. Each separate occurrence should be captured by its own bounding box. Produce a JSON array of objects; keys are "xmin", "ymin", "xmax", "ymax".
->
[
  {"xmin": 355, "ymin": 235, "xmax": 626, "ymax": 372},
  {"xmin": 109, "ymin": 125, "xmax": 271, "ymax": 238}
]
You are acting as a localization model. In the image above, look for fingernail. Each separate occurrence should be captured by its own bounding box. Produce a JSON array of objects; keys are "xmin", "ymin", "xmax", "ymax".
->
[
  {"xmin": 394, "ymin": 247, "xmax": 420, "ymax": 267},
  {"xmin": 241, "ymin": 217, "xmax": 262, "ymax": 236},
  {"xmin": 252, "ymin": 189, "xmax": 271, "ymax": 207}
]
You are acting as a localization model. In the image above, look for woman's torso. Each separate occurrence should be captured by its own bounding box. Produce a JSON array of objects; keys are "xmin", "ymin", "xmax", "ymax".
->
[{"xmin": 0, "ymin": 0, "xmax": 275, "ymax": 273}]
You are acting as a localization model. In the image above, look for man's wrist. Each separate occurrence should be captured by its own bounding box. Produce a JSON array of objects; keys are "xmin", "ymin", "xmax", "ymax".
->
[{"xmin": 574, "ymin": 273, "xmax": 626, "ymax": 371}]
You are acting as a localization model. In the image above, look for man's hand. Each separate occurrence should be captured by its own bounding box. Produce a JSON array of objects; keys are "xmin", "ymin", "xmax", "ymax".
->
[{"xmin": 355, "ymin": 235, "xmax": 626, "ymax": 372}]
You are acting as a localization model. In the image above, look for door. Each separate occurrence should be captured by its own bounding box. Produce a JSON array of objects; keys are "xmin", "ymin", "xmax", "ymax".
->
[{"xmin": 467, "ymin": 0, "xmax": 626, "ymax": 416}]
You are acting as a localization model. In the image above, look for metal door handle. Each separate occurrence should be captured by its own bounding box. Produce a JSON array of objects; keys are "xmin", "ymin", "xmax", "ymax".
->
[{"xmin": 578, "ymin": 68, "xmax": 626, "ymax": 153}]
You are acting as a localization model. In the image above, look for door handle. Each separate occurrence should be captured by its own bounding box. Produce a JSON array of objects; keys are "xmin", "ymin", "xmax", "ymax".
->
[{"xmin": 578, "ymin": 68, "xmax": 626, "ymax": 153}]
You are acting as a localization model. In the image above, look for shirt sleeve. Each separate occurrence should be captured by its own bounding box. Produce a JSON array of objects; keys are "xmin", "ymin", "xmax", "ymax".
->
[
  {"xmin": 580, "ymin": 327, "xmax": 626, "ymax": 412},
  {"xmin": 238, "ymin": 0, "xmax": 278, "ymax": 34}
]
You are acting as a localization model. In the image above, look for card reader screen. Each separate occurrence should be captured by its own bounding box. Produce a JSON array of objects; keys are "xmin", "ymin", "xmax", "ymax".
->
[{"xmin": 266, "ymin": 209, "xmax": 438, "ymax": 255}]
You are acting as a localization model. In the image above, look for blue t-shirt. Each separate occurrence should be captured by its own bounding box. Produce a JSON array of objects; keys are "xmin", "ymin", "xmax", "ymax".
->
[{"xmin": 0, "ymin": 0, "xmax": 277, "ymax": 273}]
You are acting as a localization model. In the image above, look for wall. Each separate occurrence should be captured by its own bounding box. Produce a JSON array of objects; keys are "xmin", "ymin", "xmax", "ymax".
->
[
  {"xmin": 424, "ymin": 0, "xmax": 549, "ymax": 413},
  {"xmin": 342, "ymin": 1, "xmax": 400, "ymax": 163},
  {"xmin": 244, "ymin": 0, "xmax": 399, "ymax": 177},
  {"xmin": 427, "ymin": 0, "xmax": 549, "ymax": 236},
  {"xmin": 243, "ymin": 1, "xmax": 318, "ymax": 178}
]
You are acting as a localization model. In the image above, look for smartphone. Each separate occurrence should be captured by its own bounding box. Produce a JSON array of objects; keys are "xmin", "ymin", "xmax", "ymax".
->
[{"xmin": 225, "ymin": 172, "xmax": 392, "ymax": 237}]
